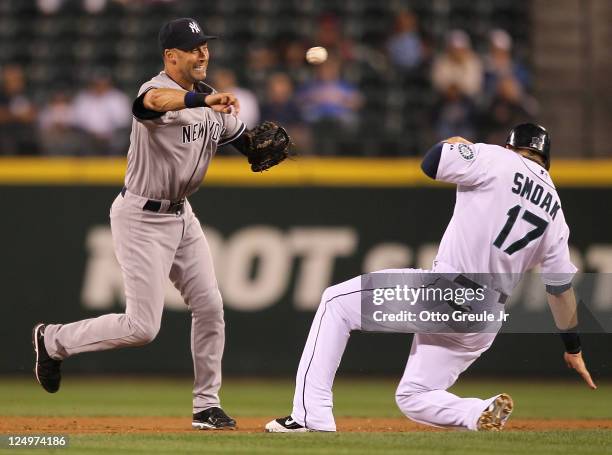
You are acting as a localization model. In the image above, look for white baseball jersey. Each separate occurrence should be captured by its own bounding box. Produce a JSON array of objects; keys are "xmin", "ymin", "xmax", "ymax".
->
[
  {"xmin": 125, "ymin": 71, "xmax": 246, "ymax": 201},
  {"xmin": 433, "ymin": 142, "xmax": 576, "ymax": 293}
]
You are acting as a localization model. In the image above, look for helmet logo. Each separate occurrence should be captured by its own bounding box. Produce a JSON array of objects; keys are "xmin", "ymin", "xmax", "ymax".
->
[
  {"xmin": 530, "ymin": 136, "xmax": 544, "ymax": 150},
  {"xmin": 189, "ymin": 22, "xmax": 201, "ymax": 34}
]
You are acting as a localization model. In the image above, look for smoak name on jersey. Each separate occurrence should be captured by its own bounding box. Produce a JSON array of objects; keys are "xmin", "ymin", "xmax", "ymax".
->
[{"xmin": 511, "ymin": 172, "xmax": 560, "ymax": 219}]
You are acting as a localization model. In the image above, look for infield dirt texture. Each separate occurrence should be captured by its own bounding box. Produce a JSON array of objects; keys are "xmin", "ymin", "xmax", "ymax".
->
[{"xmin": 1, "ymin": 377, "xmax": 610, "ymax": 454}]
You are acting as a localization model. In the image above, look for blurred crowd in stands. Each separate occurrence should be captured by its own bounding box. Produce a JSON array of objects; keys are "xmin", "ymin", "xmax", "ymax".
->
[{"xmin": 0, "ymin": 4, "xmax": 536, "ymax": 156}]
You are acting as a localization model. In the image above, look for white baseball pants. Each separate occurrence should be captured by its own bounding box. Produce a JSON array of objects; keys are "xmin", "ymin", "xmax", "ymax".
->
[
  {"xmin": 290, "ymin": 270, "xmax": 500, "ymax": 431},
  {"xmin": 43, "ymin": 190, "xmax": 225, "ymax": 413}
]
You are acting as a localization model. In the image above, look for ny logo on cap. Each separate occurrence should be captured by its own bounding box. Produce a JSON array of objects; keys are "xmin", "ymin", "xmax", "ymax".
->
[
  {"xmin": 530, "ymin": 136, "xmax": 544, "ymax": 150},
  {"xmin": 189, "ymin": 21, "xmax": 201, "ymax": 34}
]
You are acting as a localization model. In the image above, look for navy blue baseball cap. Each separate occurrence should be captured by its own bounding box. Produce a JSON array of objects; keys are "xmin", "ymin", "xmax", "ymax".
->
[{"xmin": 159, "ymin": 18, "xmax": 217, "ymax": 51}]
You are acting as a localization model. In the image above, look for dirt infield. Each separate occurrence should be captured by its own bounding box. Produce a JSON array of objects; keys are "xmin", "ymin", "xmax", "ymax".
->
[{"xmin": 2, "ymin": 417, "xmax": 612, "ymax": 434}]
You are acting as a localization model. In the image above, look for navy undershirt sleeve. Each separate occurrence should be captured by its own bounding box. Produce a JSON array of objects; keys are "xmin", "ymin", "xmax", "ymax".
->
[
  {"xmin": 546, "ymin": 282, "xmax": 572, "ymax": 295},
  {"xmin": 132, "ymin": 89, "xmax": 164, "ymax": 120},
  {"xmin": 223, "ymin": 130, "xmax": 250, "ymax": 157},
  {"xmin": 421, "ymin": 142, "xmax": 444, "ymax": 179}
]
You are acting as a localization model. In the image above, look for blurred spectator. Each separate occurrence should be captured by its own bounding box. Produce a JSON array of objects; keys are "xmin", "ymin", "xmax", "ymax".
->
[
  {"xmin": 0, "ymin": 64, "xmax": 38, "ymax": 155},
  {"xmin": 282, "ymin": 40, "xmax": 310, "ymax": 86},
  {"xmin": 36, "ymin": 0, "xmax": 63, "ymax": 14},
  {"xmin": 431, "ymin": 30, "xmax": 483, "ymax": 99},
  {"xmin": 38, "ymin": 0, "xmax": 174, "ymax": 14},
  {"xmin": 260, "ymin": 72, "xmax": 311, "ymax": 153},
  {"xmin": 480, "ymin": 76, "xmax": 538, "ymax": 144},
  {"xmin": 37, "ymin": 0, "xmax": 110, "ymax": 14},
  {"xmin": 243, "ymin": 43, "xmax": 279, "ymax": 100},
  {"xmin": 314, "ymin": 14, "xmax": 355, "ymax": 62},
  {"xmin": 315, "ymin": 13, "xmax": 388, "ymax": 80},
  {"xmin": 261, "ymin": 73, "xmax": 302, "ymax": 125},
  {"xmin": 431, "ymin": 84, "xmax": 477, "ymax": 141},
  {"xmin": 71, "ymin": 70, "xmax": 131, "ymax": 155},
  {"xmin": 210, "ymin": 68, "xmax": 259, "ymax": 129},
  {"xmin": 83, "ymin": 0, "xmax": 107, "ymax": 14},
  {"xmin": 296, "ymin": 56, "xmax": 363, "ymax": 155},
  {"xmin": 297, "ymin": 57, "xmax": 363, "ymax": 125},
  {"xmin": 386, "ymin": 10, "xmax": 424, "ymax": 72},
  {"xmin": 483, "ymin": 29, "xmax": 530, "ymax": 101},
  {"xmin": 38, "ymin": 91, "xmax": 84, "ymax": 155}
]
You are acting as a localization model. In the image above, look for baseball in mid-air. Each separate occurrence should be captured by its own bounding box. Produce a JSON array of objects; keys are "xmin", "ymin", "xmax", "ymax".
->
[{"xmin": 306, "ymin": 46, "xmax": 328, "ymax": 65}]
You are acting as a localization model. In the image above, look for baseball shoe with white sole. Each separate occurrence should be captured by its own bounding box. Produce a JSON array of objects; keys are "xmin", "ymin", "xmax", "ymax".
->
[
  {"xmin": 32, "ymin": 323, "xmax": 62, "ymax": 393},
  {"xmin": 192, "ymin": 407, "xmax": 236, "ymax": 430},
  {"xmin": 477, "ymin": 393, "xmax": 514, "ymax": 431},
  {"xmin": 265, "ymin": 416, "xmax": 309, "ymax": 433}
]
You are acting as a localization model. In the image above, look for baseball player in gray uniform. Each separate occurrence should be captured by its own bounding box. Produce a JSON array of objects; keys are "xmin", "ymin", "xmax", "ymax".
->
[{"xmin": 32, "ymin": 18, "xmax": 290, "ymax": 430}]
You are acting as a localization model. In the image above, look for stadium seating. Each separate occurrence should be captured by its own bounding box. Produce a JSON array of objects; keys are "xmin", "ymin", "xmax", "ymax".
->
[{"xmin": 0, "ymin": 0, "xmax": 530, "ymax": 156}]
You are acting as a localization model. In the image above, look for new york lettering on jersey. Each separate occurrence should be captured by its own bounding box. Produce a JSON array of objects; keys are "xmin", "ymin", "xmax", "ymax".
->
[{"xmin": 182, "ymin": 120, "xmax": 222, "ymax": 144}]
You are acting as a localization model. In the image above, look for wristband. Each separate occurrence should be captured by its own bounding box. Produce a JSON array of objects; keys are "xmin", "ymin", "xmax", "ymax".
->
[
  {"xmin": 546, "ymin": 282, "xmax": 572, "ymax": 295},
  {"xmin": 184, "ymin": 91, "xmax": 208, "ymax": 108},
  {"xmin": 560, "ymin": 330, "xmax": 581, "ymax": 354}
]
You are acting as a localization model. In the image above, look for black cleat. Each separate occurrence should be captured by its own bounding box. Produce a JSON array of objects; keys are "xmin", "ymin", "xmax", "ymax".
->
[
  {"xmin": 192, "ymin": 407, "xmax": 236, "ymax": 430},
  {"xmin": 32, "ymin": 323, "xmax": 62, "ymax": 393},
  {"xmin": 265, "ymin": 415, "xmax": 309, "ymax": 433}
]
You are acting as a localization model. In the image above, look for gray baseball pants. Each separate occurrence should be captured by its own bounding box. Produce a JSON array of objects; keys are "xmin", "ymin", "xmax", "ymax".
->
[{"xmin": 44, "ymin": 189, "xmax": 225, "ymax": 413}]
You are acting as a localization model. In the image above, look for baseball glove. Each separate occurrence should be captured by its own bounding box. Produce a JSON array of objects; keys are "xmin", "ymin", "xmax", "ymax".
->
[{"xmin": 245, "ymin": 121, "xmax": 292, "ymax": 172}]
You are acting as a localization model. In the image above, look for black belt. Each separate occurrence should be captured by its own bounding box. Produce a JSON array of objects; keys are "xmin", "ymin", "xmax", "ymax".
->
[
  {"xmin": 121, "ymin": 187, "xmax": 185, "ymax": 214},
  {"xmin": 454, "ymin": 274, "xmax": 508, "ymax": 304}
]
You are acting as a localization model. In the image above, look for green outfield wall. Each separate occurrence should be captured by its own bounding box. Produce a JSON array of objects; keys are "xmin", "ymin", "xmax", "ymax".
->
[{"xmin": 2, "ymin": 182, "xmax": 611, "ymax": 377}]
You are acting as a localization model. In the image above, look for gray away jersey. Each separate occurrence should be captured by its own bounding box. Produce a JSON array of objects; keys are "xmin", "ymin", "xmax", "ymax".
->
[{"xmin": 125, "ymin": 71, "xmax": 245, "ymax": 201}]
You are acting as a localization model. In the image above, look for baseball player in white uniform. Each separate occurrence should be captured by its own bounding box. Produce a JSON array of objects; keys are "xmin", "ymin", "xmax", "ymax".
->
[
  {"xmin": 266, "ymin": 123, "xmax": 596, "ymax": 433},
  {"xmin": 32, "ymin": 18, "xmax": 289, "ymax": 430}
]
